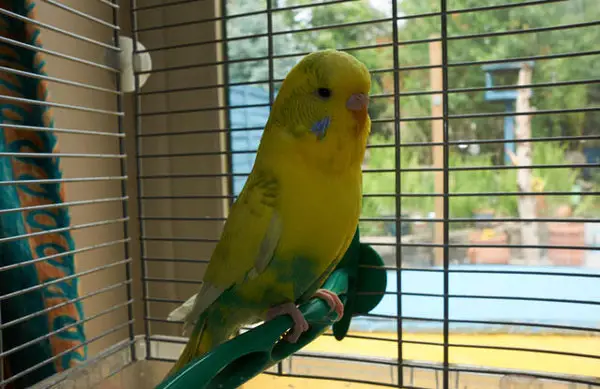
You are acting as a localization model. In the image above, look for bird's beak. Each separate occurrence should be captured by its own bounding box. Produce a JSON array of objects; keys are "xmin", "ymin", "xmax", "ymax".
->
[
  {"xmin": 346, "ymin": 93, "xmax": 369, "ymax": 112},
  {"xmin": 347, "ymin": 93, "xmax": 369, "ymax": 131}
]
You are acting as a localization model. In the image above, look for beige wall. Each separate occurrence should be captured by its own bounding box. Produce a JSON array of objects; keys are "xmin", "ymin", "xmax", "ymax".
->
[
  {"xmin": 130, "ymin": 0, "xmax": 229, "ymax": 338},
  {"xmin": 34, "ymin": 0, "xmax": 227, "ymax": 359}
]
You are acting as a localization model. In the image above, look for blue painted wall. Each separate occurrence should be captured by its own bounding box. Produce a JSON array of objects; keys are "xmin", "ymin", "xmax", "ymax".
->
[
  {"xmin": 228, "ymin": 85, "xmax": 277, "ymax": 196},
  {"xmin": 350, "ymin": 265, "xmax": 600, "ymax": 333}
]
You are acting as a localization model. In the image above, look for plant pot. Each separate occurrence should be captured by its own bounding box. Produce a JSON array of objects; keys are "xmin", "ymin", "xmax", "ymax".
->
[
  {"xmin": 467, "ymin": 229, "xmax": 510, "ymax": 264},
  {"xmin": 547, "ymin": 222, "xmax": 585, "ymax": 266}
]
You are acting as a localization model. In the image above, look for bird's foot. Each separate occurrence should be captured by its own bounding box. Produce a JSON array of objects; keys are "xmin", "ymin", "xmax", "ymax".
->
[
  {"xmin": 266, "ymin": 302, "xmax": 309, "ymax": 343},
  {"xmin": 313, "ymin": 289, "xmax": 344, "ymax": 321}
]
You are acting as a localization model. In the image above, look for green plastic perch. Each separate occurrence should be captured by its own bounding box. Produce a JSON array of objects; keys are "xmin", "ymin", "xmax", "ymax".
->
[{"xmin": 155, "ymin": 228, "xmax": 387, "ymax": 389}]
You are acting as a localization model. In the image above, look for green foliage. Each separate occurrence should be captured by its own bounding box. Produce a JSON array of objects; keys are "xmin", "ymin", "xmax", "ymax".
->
[
  {"xmin": 532, "ymin": 141, "xmax": 581, "ymax": 214},
  {"xmin": 493, "ymin": 168, "xmax": 519, "ymax": 218},
  {"xmin": 362, "ymin": 135, "xmax": 434, "ymax": 219},
  {"xmin": 396, "ymin": 0, "xmax": 600, "ymax": 147},
  {"xmin": 574, "ymin": 188, "xmax": 600, "ymax": 217},
  {"xmin": 361, "ymin": 136, "xmax": 585, "ymax": 230},
  {"xmin": 275, "ymin": 0, "xmax": 393, "ymax": 135},
  {"xmin": 448, "ymin": 153, "xmax": 502, "ymax": 219},
  {"xmin": 226, "ymin": 0, "xmax": 600, "ymax": 235},
  {"xmin": 226, "ymin": 1, "xmax": 308, "ymax": 85},
  {"xmin": 227, "ymin": 0, "xmax": 395, "ymax": 135},
  {"xmin": 360, "ymin": 135, "xmax": 434, "ymax": 236}
]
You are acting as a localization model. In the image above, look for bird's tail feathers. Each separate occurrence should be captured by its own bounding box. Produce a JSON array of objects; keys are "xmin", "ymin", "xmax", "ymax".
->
[
  {"xmin": 167, "ymin": 293, "xmax": 198, "ymax": 323},
  {"xmin": 165, "ymin": 310, "xmax": 212, "ymax": 379}
]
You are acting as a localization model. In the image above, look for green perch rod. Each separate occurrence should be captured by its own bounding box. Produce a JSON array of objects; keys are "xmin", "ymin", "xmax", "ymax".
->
[{"xmin": 156, "ymin": 228, "xmax": 387, "ymax": 389}]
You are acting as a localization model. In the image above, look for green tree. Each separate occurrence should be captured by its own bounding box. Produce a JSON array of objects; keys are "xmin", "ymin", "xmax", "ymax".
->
[
  {"xmin": 225, "ymin": 0, "xmax": 599, "ymax": 236},
  {"xmin": 226, "ymin": 0, "xmax": 394, "ymax": 135},
  {"xmin": 274, "ymin": 1, "xmax": 393, "ymax": 133},
  {"xmin": 226, "ymin": 1, "xmax": 309, "ymax": 86},
  {"xmin": 395, "ymin": 0, "xmax": 600, "ymax": 154},
  {"xmin": 358, "ymin": 0, "xmax": 599, "ymax": 236}
]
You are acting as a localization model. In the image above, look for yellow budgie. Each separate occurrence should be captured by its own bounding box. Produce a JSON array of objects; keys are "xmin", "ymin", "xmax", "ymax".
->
[{"xmin": 165, "ymin": 49, "xmax": 371, "ymax": 378}]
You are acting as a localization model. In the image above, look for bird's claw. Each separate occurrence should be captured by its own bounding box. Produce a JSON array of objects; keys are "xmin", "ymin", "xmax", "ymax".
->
[
  {"xmin": 266, "ymin": 302, "xmax": 309, "ymax": 343},
  {"xmin": 265, "ymin": 289, "xmax": 343, "ymax": 343},
  {"xmin": 313, "ymin": 288, "xmax": 344, "ymax": 321}
]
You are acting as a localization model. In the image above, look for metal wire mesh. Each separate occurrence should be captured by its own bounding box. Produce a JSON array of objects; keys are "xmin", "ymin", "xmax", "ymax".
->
[
  {"xmin": 1, "ymin": 0, "xmax": 599, "ymax": 388},
  {"xmin": 132, "ymin": 0, "xmax": 600, "ymax": 388},
  {"xmin": 0, "ymin": 1, "xmax": 135, "ymax": 388}
]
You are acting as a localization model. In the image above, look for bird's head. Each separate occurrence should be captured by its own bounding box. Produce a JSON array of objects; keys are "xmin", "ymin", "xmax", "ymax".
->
[{"xmin": 267, "ymin": 49, "xmax": 372, "ymax": 173}]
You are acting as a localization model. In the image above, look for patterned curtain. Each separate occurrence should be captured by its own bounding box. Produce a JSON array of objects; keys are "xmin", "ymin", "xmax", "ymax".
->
[{"xmin": 0, "ymin": 1, "xmax": 86, "ymax": 387}]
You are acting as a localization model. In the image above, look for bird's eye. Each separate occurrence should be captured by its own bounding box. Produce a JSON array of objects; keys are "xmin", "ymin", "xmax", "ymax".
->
[{"xmin": 317, "ymin": 88, "xmax": 332, "ymax": 99}]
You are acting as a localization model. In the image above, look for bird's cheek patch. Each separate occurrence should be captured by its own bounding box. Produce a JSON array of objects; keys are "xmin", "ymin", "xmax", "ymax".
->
[{"xmin": 310, "ymin": 116, "xmax": 330, "ymax": 141}]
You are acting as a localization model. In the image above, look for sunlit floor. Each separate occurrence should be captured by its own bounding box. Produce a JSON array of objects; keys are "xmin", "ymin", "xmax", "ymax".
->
[
  {"xmin": 90, "ymin": 332, "xmax": 600, "ymax": 389},
  {"xmin": 245, "ymin": 331, "xmax": 600, "ymax": 389}
]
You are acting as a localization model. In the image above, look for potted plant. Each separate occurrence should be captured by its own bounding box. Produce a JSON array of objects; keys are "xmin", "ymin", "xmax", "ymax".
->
[
  {"xmin": 575, "ymin": 191, "xmax": 600, "ymax": 266},
  {"xmin": 453, "ymin": 155, "xmax": 511, "ymax": 265},
  {"xmin": 467, "ymin": 227, "xmax": 511, "ymax": 265},
  {"xmin": 533, "ymin": 143, "xmax": 586, "ymax": 267},
  {"xmin": 547, "ymin": 204, "xmax": 586, "ymax": 266}
]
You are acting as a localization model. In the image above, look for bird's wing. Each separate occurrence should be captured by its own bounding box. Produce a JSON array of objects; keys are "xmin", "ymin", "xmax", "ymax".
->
[{"xmin": 168, "ymin": 168, "xmax": 282, "ymax": 334}]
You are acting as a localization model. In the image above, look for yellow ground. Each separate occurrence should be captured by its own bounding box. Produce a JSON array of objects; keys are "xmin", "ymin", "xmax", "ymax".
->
[{"xmin": 244, "ymin": 332, "xmax": 600, "ymax": 389}]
